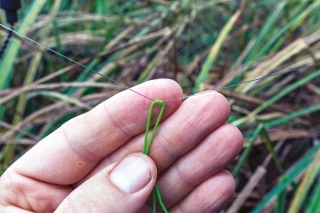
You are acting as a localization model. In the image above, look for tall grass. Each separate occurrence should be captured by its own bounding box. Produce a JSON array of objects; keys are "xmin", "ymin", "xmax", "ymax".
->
[{"xmin": 0, "ymin": 0, "xmax": 319, "ymax": 212}]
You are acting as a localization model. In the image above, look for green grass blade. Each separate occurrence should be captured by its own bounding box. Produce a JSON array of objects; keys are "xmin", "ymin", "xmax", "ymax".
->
[
  {"xmin": 0, "ymin": 0, "xmax": 48, "ymax": 166},
  {"xmin": 275, "ymin": 177, "xmax": 287, "ymax": 213},
  {"xmin": 254, "ymin": 2, "xmax": 320, "ymax": 60},
  {"xmin": 260, "ymin": 127, "xmax": 284, "ymax": 173},
  {"xmin": 29, "ymin": 91, "xmax": 91, "ymax": 110},
  {"xmin": 233, "ymin": 69, "xmax": 320, "ymax": 127},
  {"xmin": 287, "ymin": 148, "xmax": 320, "ymax": 213},
  {"xmin": 192, "ymin": 10, "xmax": 241, "ymax": 93},
  {"xmin": 0, "ymin": 0, "xmax": 47, "ymax": 91},
  {"xmin": 13, "ymin": 0, "xmax": 62, "ymax": 126},
  {"xmin": 305, "ymin": 175, "xmax": 320, "ymax": 213},
  {"xmin": 265, "ymin": 104, "xmax": 320, "ymax": 128},
  {"xmin": 243, "ymin": 1, "xmax": 287, "ymax": 63},
  {"xmin": 232, "ymin": 124, "xmax": 263, "ymax": 178},
  {"xmin": 250, "ymin": 144, "xmax": 320, "ymax": 213}
]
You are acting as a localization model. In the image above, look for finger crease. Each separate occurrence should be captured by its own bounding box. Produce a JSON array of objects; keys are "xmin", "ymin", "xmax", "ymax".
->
[{"xmin": 175, "ymin": 163, "xmax": 197, "ymax": 190}]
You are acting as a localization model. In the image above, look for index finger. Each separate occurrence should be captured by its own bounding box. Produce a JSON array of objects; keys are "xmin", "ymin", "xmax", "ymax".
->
[{"xmin": 12, "ymin": 79, "xmax": 183, "ymax": 185}]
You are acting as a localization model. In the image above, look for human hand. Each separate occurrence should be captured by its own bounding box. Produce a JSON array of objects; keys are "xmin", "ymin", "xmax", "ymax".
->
[{"xmin": 0, "ymin": 79, "xmax": 243, "ymax": 213}]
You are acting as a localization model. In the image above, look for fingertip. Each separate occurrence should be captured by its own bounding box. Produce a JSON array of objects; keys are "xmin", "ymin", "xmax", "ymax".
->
[
  {"xmin": 183, "ymin": 90, "xmax": 231, "ymax": 124},
  {"xmin": 223, "ymin": 124, "xmax": 244, "ymax": 156},
  {"xmin": 207, "ymin": 170, "xmax": 236, "ymax": 211},
  {"xmin": 214, "ymin": 91, "xmax": 231, "ymax": 116},
  {"xmin": 216, "ymin": 170, "xmax": 236, "ymax": 197},
  {"xmin": 115, "ymin": 78, "xmax": 183, "ymax": 104},
  {"xmin": 136, "ymin": 78, "xmax": 184, "ymax": 109}
]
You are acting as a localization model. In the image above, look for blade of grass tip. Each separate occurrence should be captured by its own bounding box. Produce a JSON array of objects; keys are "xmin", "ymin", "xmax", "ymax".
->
[
  {"xmin": 260, "ymin": 127, "xmax": 284, "ymax": 173},
  {"xmin": 305, "ymin": 172, "xmax": 320, "ymax": 213},
  {"xmin": 250, "ymin": 144, "xmax": 320, "ymax": 213},
  {"xmin": 232, "ymin": 124, "xmax": 263, "ymax": 178},
  {"xmin": 192, "ymin": 10, "xmax": 241, "ymax": 93},
  {"xmin": 0, "ymin": 0, "xmax": 48, "ymax": 166},
  {"xmin": 232, "ymin": 69, "xmax": 320, "ymax": 127},
  {"xmin": 287, "ymin": 148, "xmax": 320, "ymax": 213}
]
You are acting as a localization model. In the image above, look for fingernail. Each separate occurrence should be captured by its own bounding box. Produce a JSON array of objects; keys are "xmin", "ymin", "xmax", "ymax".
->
[{"xmin": 109, "ymin": 155, "xmax": 151, "ymax": 194}]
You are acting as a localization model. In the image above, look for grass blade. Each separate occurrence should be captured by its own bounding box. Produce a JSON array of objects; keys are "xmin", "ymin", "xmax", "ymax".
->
[
  {"xmin": 233, "ymin": 69, "xmax": 320, "ymax": 127},
  {"xmin": 250, "ymin": 144, "xmax": 320, "ymax": 213},
  {"xmin": 260, "ymin": 127, "xmax": 284, "ymax": 173},
  {"xmin": 0, "ymin": 0, "xmax": 47, "ymax": 166},
  {"xmin": 192, "ymin": 10, "xmax": 241, "ymax": 93},
  {"xmin": 287, "ymin": 148, "xmax": 320, "ymax": 213},
  {"xmin": 232, "ymin": 124, "xmax": 263, "ymax": 178}
]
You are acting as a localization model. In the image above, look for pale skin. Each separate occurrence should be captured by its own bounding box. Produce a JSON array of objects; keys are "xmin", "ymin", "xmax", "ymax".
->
[{"xmin": 0, "ymin": 79, "xmax": 243, "ymax": 213}]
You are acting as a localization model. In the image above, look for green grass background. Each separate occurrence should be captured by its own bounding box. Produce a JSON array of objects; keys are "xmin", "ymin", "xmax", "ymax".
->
[{"xmin": 0, "ymin": 0, "xmax": 319, "ymax": 212}]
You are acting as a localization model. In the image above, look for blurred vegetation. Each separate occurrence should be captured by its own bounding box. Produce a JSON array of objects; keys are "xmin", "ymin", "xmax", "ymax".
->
[{"xmin": 0, "ymin": 0, "xmax": 319, "ymax": 212}]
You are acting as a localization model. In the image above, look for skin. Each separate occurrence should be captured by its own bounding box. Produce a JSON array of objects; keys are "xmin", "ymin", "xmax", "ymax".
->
[{"xmin": 0, "ymin": 79, "xmax": 243, "ymax": 213}]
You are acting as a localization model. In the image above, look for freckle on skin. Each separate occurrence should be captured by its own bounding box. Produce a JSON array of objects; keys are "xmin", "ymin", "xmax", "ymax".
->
[
  {"xmin": 76, "ymin": 161, "xmax": 85, "ymax": 168},
  {"xmin": 100, "ymin": 148, "xmax": 107, "ymax": 153}
]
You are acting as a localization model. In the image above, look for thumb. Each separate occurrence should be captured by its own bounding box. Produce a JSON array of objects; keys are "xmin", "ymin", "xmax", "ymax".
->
[{"xmin": 55, "ymin": 153, "xmax": 157, "ymax": 213}]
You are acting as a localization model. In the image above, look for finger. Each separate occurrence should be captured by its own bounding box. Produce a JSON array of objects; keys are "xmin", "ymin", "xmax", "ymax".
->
[
  {"xmin": 157, "ymin": 124, "xmax": 242, "ymax": 207},
  {"xmin": 82, "ymin": 91, "xmax": 230, "ymax": 182},
  {"xmin": 13, "ymin": 79, "xmax": 182, "ymax": 185},
  {"xmin": 0, "ymin": 168, "xmax": 72, "ymax": 213},
  {"xmin": 169, "ymin": 170, "xmax": 235, "ymax": 213},
  {"xmin": 55, "ymin": 154, "xmax": 157, "ymax": 213},
  {"xmin": 147, "ymin": 91, "xmax": 231, "ymax": 171}
]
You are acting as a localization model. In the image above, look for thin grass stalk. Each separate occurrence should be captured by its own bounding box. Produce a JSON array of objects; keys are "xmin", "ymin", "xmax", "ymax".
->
[
  {"xmin": 242, "ymin": 1, "xmax": 287, "ymax": 63},
  {"xmin": 250, "ymin": 144, "xmax": 320, "ymax": 213},
  {"xmin": 1, "ymin": 0, "xmax": 48, "ymax": 166},
  {"xmin": 0, "ymin": 0, "xmax": 47, "ymax": 93},
  {"xmin": 254, "ymin": 2, "xmax": 320, "ymax": 61},
  {"xmin": 233, "ymin": 69, "xmax": 320, "ymax": 127},
  {"xmin": 287, "ymin": 148, "xmax": 320, "ymax": 213},
  {"xmin": 192, "ymin": 10, "xmax": 241, "ymax": 93},
  {"xmin": 12, "ymin": 0, "xmax": 61, "ymax": 127},
  {"xmin": 275, "ymin": 174, "xmax": 287, "ymax": 213},
  {"xmin": 236, "ymin": 38, "xmax": 309, "ymax": 93},
  {"xmin": 260, "ymin": 127, "xmax": 284, "ymax": 173},
  {"xmin": 137, "ymin": 36, "xmax": 173, "ymax": 84},
  {"xmin": 265, "ymin": 104, "xmax": 320, "ymax": 128},
  {"xmin": 227, "ymin": 166, "xmax": 266, "ymax": 213},
  {"xmin": 305, "ymin": 175, "xmax": 320, "ymax": 213},
  {"xmin": 232, "ymin": 124, "xmax": 263, "ymax": 178},
  {"xmin": 28, "ymin": 91, "xmax": 91, "ymax": 110}
]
